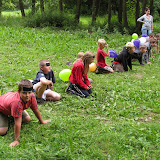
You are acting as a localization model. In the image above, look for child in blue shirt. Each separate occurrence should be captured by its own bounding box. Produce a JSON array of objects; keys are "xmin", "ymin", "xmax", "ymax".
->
[{"xmin": 32, "ymin": 60, "xmax": 61, "ymax": 104}]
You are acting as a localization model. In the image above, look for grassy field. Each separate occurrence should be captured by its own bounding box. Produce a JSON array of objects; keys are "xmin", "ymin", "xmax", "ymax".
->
[{"xmin": 0, "ymin": 12, "xmax": 160, "ymax": 159}]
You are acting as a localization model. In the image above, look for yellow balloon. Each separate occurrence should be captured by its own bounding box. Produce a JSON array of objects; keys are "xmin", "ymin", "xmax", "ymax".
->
[{"xmin": 89, "ymin": 63, "xmax": 97, "ymax": 72}]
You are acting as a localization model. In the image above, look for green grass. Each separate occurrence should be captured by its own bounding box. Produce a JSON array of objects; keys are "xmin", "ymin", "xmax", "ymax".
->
[{"xmin": 0, "ymin": 12, "xmax": 160, "ymax": 159}]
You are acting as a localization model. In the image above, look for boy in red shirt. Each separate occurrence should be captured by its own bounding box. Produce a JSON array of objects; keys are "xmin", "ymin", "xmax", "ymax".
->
[
  {"xmin": 96, "ymin": 39, "xmax": 114, "ymax": 74},
  {"xmin": 0, "ymin": 80, "xmax": 50, "ymax": 147}
]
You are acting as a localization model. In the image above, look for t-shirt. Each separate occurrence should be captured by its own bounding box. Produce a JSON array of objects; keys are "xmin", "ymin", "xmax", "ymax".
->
[
  {"xmin": 137, "ymin": 14, "xmax": 153, "ymax": 29},
  {"xmin": 0, "ymin": 92, "xmax": 38, "ymax": 117},
  {"xmin": 69, "ymin": 60, "xmax": 90, "ymax": 89},
  {"xmin": 32, "ymin": 69, "xmax": 55, "ymax": 86},
  {"xmin": 96, "ymin": 48, "xmax": 108, "ymax": 68}
]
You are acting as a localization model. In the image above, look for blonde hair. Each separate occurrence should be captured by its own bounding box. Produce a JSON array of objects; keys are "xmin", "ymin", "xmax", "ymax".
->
[
  {"xmin": 82, "ymin": 51, "xmax": 95, "ymax": 74},
  {"xmin": 139, "ymin": 45, "xmax": 147, "ymax": 49},
  {"xmin": 98, "ymin": 39, "xmax": 106, "ymax": 47},
  {"xmin": 77, "ymin": 52, "xmax": 85, "ymax": 60},
  {"xmin": 39, "ymin": 60, "xmax": 49, "ymax": 68}
]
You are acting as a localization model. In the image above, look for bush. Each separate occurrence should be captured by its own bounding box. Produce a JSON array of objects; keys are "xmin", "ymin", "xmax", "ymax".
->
[{"xmin": 25, "ymin": 10, "xmax": 75, "ymax": 29}]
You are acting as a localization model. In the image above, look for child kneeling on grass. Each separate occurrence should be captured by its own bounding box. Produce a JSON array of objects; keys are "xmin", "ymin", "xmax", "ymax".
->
[
  {"xmin": 32, "ymin": 60, "xmax": 61, "ymax": 104},
  {"xmin": 96, "ymin": 39, "xmax": 114, "ymax": 74},
  {"xmin": 112, "ymin": 42, "xmax": 135, "ymax": 72},
  {"xmin": 65, "ymin": 51, "xmax": 94, "ymax": 98},
  {"xmin": 0, "ymin": 80, "xmax": 50, "ymax": 147}
]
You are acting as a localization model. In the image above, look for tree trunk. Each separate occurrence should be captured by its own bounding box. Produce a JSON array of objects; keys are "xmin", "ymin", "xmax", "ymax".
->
[
  {"xmin": 108, "ymin": 0, "xmax": 111, "ymax": 28},
  {"xmin": 32, "ymin": 0, "xmax": 36, "ymax": 15},
  {"xmin": 59, "ymin": 0, "xmax": 63, "ymax": 12},
  {"xmin": 40, "ymin": 0, "xmax": 44, "ymax": 13},
  {"xmin": 95, "ymin": 0, "xmax": 101, "ymax": 16},
  {"xmin": 75, "ymin": 0, "xmax": 81, "ymax": 24},
  {"xmin": 150, "ymin": 0, "xmax": 153, "ymax": 15},
  {"xmin": 118, "ymin": 0, "xmax": 123, "ymax": 24},
  {"xmin": 141, "ymin": 0, "xmax": 147, "ymax": 15},
  {"xmin": 135, "ymin": 0, "xmax": 140, "ymax": 34},
  {"xmin": 92, "ymin": 0, "xmax": 97, "ymax": 24},
  {"xmin": 19, "ymin": 0, "xmax": 25, "ymax": 17},
  {"xmin": 123, "ymin": 0, "xmax": 128, "ymax": 28}
]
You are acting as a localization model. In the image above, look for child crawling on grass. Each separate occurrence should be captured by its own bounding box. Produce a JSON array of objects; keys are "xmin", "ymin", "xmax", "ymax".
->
[{"xmin": 0, "ymin": 80, "xmax": 50, "ymax": 147}]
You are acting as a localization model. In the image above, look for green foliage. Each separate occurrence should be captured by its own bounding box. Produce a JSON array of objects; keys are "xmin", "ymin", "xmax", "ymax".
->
[{"xmin": 24, "ymin": 10, "xmax": 75, "ymax": 29}]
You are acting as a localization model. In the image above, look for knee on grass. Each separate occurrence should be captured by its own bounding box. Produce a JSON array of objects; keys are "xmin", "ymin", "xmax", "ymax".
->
[
  {"xmin": 22, "ymin": 115, "xmax": 31, "ymax": 123},
  {"xmin": 46, "ymin": 91, "xmax": 61, "ymax": 101},
  {"xmin": 0, "ymin": 127, "xmax": 8, "ymax": 136}
]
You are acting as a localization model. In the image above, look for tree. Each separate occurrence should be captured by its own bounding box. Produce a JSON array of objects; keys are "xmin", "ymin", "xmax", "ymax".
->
[
  {"xmin": 32, "ymin": 0, "xmax": 36, "ymax": 15},
  {"xmin": 150, "ymin": 0, "xmax": 153, "ymax": 15},
  {"xmin": 92, "ymin": 0, "xmax": 97, "ymax": 24},
  {"xmin": 135, "ymin": 0, "xmax": 140, "ymax": 33},
  {"xmin": 59, "ymin": 0, "xmax": 63, "ymax": 12},
  {"xmin": 75, "ymin": 0, "xmax": 81, "ymax": 24},
  {"xmin": 19, "ymin": 0, "xmax": 25, "ymax": 17},
  {"xmin": 123, "ymin": 0, "xmax": 128, "ymax": 28},
  {"xmin": 141, "ymin": 0, "xmax": 147, "ymax": 15},
  {"xmin": 108, "ymin": 0, "xmax": 111, "ymax": 28},
  {"xmin": 40, "ymin": 0, "xmax": 44, "ymax": 13},
  {"xmin": 118, "ymin": 0, "xmax": 123, "ymax": 24}
]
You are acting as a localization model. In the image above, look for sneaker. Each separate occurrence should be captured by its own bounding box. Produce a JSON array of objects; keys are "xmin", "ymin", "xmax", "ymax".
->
[
  {"xmin": 140, "ymin": 64, "xmax": 145, "ymax": 66},
  {"xmin": 36, "ymin": 97, "xmax": 45, "ymax": 105},
  {"xmin": 65, "ymin": 85, "xmax": 71, "ymax": 93}
]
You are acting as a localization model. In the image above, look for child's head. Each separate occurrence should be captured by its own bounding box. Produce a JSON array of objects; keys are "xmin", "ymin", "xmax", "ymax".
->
[
  {"xmin": 39, "ymin": 60, "xmax": 51, "ymax": 74},
  {"xmin": 156, "ymin": 33, "xmax": 160, "ymax": 40},
  {"xmin": 98, "ymin": 39, "xmax": 107, "ymax": 49},
  {"xmin": 149, "ymin": 33, "xmax": 155, "ymax": 38},
  {"xmin": 18, "ymin": 79, "xmax": 33, "ymax": 102},
  {"xmin": 77, "ymin": 52, "xmax": 85, "ymax": 60},
  {"xmin": 150, "ymin": 38, "xmax": 157, "ymax": 47},
  {"xmin": 139, "ymin": 45, "xmax": 147, "ymax": 53},
  {"xmin": 82, "ymin": 51, "xmax": 95, "ymax": 74},
  {"xmin": 126, "ymin": 42, "xmax": 135, "ymax": 54}
]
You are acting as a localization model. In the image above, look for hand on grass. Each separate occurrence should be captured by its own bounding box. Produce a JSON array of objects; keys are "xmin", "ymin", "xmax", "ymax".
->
[
  {"xmin": 41, "ymin": 120, "xmax": 50, "ymax": 124},
  {"xmin": 9, "ymin": 140, "xmax": 19, "ymax": 147}
]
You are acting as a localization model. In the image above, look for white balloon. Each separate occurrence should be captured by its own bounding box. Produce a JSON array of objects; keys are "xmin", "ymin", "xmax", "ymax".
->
[{"xmin": 139, "ymin": 37, "xmax": 146, "ymax": 44}]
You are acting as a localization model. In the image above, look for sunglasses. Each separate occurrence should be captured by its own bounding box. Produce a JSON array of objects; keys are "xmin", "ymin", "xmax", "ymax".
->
[
  {"xmin": 46, "ymin": 63, "xmax": 50, "ymax": 66},
  {"xmin": 23, "ymin": 87, "xmax": 33, "ymax": 91}
]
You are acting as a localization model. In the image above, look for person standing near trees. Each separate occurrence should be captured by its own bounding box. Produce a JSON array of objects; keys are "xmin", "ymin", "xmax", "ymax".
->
[{"xmin": 137, "ymin": 8, "xmax": 153, "ymax": 36}]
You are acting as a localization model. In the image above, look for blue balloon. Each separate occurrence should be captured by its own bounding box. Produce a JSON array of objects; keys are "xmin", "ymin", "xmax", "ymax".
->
[
  {"xmin": 141, "ymin": 34, "xmax": 148, "ymax": 37},
  {"xmin": 133, "ymin": 39, "xmax": 140, "ymax": 48},
  {"xmin": 109, "ymin": 49, "xmax": 117, "ymax": 58}
]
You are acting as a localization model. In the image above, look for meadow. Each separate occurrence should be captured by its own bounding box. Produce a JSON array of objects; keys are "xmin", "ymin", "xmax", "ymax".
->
[{"xmin": 0, "ymin": 12, "xmax": 160, "ymax": 159}]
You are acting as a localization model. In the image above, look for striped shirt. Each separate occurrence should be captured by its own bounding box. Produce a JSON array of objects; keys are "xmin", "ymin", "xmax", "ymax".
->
[{"xmin": 0, "ymin": 92, "xmax": 38, "ymax": 117}]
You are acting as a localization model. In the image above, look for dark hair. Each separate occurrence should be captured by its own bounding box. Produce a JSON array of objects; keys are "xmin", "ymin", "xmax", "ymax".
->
[
  {"xmin": 18, "ymin": 79, "xmax": 33, "ymax": 91},
  {"xmin": 145, "ymin": 8, "xmax": 150, "ymax": 12}
]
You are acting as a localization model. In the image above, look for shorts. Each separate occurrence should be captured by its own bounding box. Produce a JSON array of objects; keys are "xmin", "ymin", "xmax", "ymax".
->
[
  {"xmin": 96, "ymin": 65, "xmax": 113, "ymax": 74},
  {"xmin": 33, "ymin": 82, "xmax": 53, "ymax": 100},
  {"xmin": 112, "ymin": 63, "xmax": 124, "ymax": 72},
  {"xmin": 0, "ymin": 110, "xmax": 29, "ymax": 128}
]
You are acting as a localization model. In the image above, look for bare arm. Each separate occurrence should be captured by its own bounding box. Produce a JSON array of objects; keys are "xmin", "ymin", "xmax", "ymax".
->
[
  {"xmin": 105, "ymin": 44, "xmax": 110, "ymax": 56},
  {"xmin": 40, "ymin": 77, "xmax": 53, "ymax": 90},
  {"xmin": 33, "ymin": 109, "xmax": 50, "ymax": 124},
  {"xmin": 9, "ymin": 117, "xmax": 22, "ymax": 147}
]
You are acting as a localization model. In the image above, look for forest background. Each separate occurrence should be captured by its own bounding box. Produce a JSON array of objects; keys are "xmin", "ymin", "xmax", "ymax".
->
[{"xmin": 0, "ymin": 0, "xmax": 160, "ymax": 159}]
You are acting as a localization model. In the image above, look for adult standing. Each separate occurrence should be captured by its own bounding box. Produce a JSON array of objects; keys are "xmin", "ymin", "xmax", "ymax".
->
[{"xmin": 137, "ymin": 8, "xmax": 153, "ymax": 36}]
